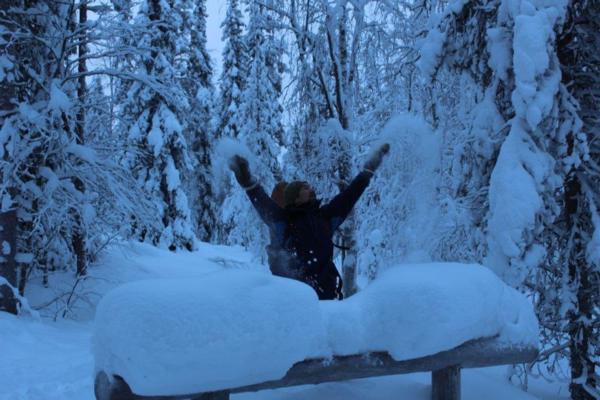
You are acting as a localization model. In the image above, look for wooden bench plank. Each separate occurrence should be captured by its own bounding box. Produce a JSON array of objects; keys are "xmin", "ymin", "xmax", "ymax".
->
[
  {"xmin": 95, "ymin": 336, "xmax": 538, "ymax": 400},
  {"xmin": 229, "ymin": 336, "xmax": 536, "ymax": 393}
]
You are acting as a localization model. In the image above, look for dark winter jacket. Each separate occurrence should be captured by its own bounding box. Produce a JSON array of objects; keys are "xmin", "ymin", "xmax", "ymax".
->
[{"xmin": 246, "ymin": 171, "xmax": 373, "ymax": 300}]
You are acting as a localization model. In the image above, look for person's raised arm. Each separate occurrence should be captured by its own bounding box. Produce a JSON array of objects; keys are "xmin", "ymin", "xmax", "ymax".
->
[
  {"xmin": 228, "ymin": 155, "xmax": 285, "ymax": 225},
  {"xmin": 321, "ymin": 143, "xmax": 390, "ymax": 230}
]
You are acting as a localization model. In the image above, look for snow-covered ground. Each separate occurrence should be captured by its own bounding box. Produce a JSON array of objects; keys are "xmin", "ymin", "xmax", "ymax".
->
[{"xmin": 0, "ymin": 241, "xmax": 569, "ymax": 400}]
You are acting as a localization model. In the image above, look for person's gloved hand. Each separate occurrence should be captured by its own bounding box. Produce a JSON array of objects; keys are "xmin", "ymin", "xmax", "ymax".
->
[
  {"xmin": 228, "ymin": 155, "xmax": 255, "ymax": 189},
  {"xmin": 363, "ymin": 143, "xmax": 390, "ymax": 173}
]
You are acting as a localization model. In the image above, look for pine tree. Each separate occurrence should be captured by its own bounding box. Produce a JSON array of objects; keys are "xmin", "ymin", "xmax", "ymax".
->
[
  {"xmin": 0, "ymin": 1, "xmax": 158, "ymax": 300},
  {"xmin": 125, "ymin": 0, "xmax": 196, "ymax": 251},
  {"xmin": 217, "ymin": 0, "xmax": 247, "ymax": 139},
  {"xmin": 178, "ymin": 0, "xmax": 212, "ymax": 95},
  {"xmin": 556, "ymin": 1, "xmax": 600, "ymax": 397},
  {"xmin": 180, "ymin": 0, "xmax": 217, "ymax": 242},
  {"xmin": 415, "ymin": 0, "xmax": 508, "ymax": 265},
  {"xmin": 222, "ymin": 1, "xmax": 285, "ymax": 252},
  {"xmin": 86, "ymin": 77, "xmax": 112, "ymax": 145},
  {"xmin": 419, "ymin": 0, "xmax": 571, "ymax": 283},
  {"xmin": 0, "ymin": 55, "xmax": 17, "ymax": 310},
  {"xmin": 215, "ymin": 0, "xmax": 247, "ymax": 243},
  {"xmin": 240, "ymin": 1, "xmax": 284, "ymax": 180},
  {"xmin": 73, "ymin": 0, "xmax": 89, "ymax": 277},
  {"xmin": 1, "ymin": 0, "xmax": 25, "ymax": 310},
  {"xmin": 110, "ymin": 0, "xmax": 136, "ymax": 145},
  {"xmin": 0, "ymin": 0, "xmax": 84, "ymax": 293},
  {"xmin": 421, "ymin": 0, "xmax": 597, "ymax": 397}
]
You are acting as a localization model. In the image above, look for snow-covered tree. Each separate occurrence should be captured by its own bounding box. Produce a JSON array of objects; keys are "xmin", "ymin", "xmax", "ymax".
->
[
  {"xmin": 0, "ymin": 1, "xmax": 162, "ymax": 300},
  {"xmin": 178, "ymin": 0, "xmax": 217, "ymax": 242},
  {"xmin": 356, "ymin": 115, "xmax": 441, "ymax": 281},
  {"xmin": 177, "ymin": 0, "xmax": 211, "ymax": 95},
  {"xmin": 124, "ymin": 0, "xmax": 196, "ymax": 251},
  {"xmin": 217, "ymin": 0, "xmax": 247, "ymax": 139},
  {"xmin": 86, "ymin": 78, "xmax": 112, "ymax": 145},
  {"xmin": 420, "ymin": 0, "xmax": 597, "ymax": 397},
  {"xmin": 420, "ymin": 0, "xmax": 565, "ymax": 280},
  {"xmin": 215, "ymin": 0, "xmax": 248, "ymax": 244},
  {"xmin": 554, "ymin": 1, "xmax": 600, "ymax": 397},
  {"xmin": 0, "ymin": 1, "xmax": 82, "ymax": 293},
  {"xmin": 222, "ymin": 1, "xmax": 285, "ymax": 253},
  {"xmin": 109, "ymin": 0, "xmax": 136, "ymax": 145},
  {"xmin": 266, "ymin": 0, "xmax": 377, "ymax": 296},
  {"xmin": 240, "ymin": 1, "xmax": 284, "ymax": 179},
  {"xmin": 72, "ymin": 0, "xmax": 91, "ymax": 277}
]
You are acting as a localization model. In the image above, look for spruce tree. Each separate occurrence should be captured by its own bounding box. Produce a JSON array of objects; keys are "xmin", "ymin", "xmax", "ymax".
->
[
  {"xmin": 217, "ymin": 0, "xmax": 247, "ymax": 139},
  {"xmin": 241, "ymin": 1, "xmax": 284, "ymax": 180},
  {"xmin": 110, "ymin": 0, "xmax": 135, "ymax": 144},
  {"xmin": 0, "ymin": 0, "xmax": 84, "ymax": 293},
  {"xmin": 86, "ymin": 78, "xmax": 112, "ymax": 145},
  {"xmin": 557, "ymin": 1, "xmax": 600, "ymax": 397},
  {"xmin": 125, "ymin": 0, "xmax": 196, "ymax": 251},
  {"xmin": 215, "ymin": 0, "xmax": 247, "ymax": 243},
  {"xmin": 181, "ymin": 0, "xmax": 217, "ymax": 242},
  {"xmin": 223, "ymin": 1, "xmax": 285, "ymax": 252},
  {"xmin": 421, "ymin": 0, "xmax": 597, "ymax": 397}
]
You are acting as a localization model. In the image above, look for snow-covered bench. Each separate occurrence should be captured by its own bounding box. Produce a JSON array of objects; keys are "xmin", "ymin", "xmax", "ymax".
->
[
  {"xmin": 92, "ymin": 264, "xmax": 539, "ymax": 400},
  {"xmin": 95, "ymin": 336, "xmax": 537, "ymax": 400}
]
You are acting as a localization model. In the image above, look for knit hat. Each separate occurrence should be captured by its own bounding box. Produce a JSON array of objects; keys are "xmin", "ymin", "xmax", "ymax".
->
[
  {"xmin": 284, "ymin": 181, "xmax": 307, "ymax": 207},
  {"xmin": 271, "ymin": 181, "xmax": 288, "ymax": 208}
]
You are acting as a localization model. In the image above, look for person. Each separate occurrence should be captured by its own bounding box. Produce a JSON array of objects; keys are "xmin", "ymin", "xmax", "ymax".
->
[
  {"xmin": 266, "ymin": 181, "xmax": 288, "ymax": 276},
  {"xmin": 270, "ymin": 181, "xmax": 287, "ymax": 208},
  {"xmin": 229, "ymin": 143, "xmax": 390, "ymax": 300}
]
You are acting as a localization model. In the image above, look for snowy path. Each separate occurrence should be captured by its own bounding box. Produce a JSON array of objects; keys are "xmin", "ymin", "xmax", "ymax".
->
[{"xmin": 0, "ymin": 314, "xmax": 93, "ymax": 400}]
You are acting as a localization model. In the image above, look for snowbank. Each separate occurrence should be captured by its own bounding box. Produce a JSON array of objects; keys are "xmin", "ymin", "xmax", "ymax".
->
[
  {"xmin": 25, "ymin": 240, "xmax": 256, "ymax": 321},
  {"xmin": 0, "ymin": 307, "xmax": 553, "ymax": 400},
  {"xmin": 0, "ymin": 312, "xmax": 93, "ymax": 400},
  {"xmin": 93, "ymin": 271, "xmax": 325, "ymax": 396},
  {"xmin": 322, "ymin": 263, "xmax": 538, "ymax": 360},
  {"xmin": 93, "ymin": 263, "xmax": 538, "ymax": 396}
]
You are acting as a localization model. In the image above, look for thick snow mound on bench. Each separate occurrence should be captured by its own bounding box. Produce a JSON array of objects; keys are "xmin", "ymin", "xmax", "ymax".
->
[
  {"xmin": 93, "ymin": 263, "xmax": 538, "ymax": 396},
  {"xmin": 321, "ymin": 263, "xmax": 538, "ymax": 360},
  {"xmin": 93, "ymin": 271, "xmax": 325, "ymax": 396}
]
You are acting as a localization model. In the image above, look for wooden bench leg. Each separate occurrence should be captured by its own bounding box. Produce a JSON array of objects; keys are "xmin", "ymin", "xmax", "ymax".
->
[
  {"xmin": 432, "ymin": 365, "xmax": 461, "ymax": 400},
  {"xmin": 94, "ymin": 372, "xmax": 135, "ymax": 400},
  {"xmin": 192, "ymin": 391, "xmax": 230, "ymax": 400}
]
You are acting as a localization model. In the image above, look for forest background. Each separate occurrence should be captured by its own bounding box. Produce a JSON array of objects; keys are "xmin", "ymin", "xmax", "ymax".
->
[{"xmin": 0, "ymin": 0, "xmax": 598, "ymax": 398}]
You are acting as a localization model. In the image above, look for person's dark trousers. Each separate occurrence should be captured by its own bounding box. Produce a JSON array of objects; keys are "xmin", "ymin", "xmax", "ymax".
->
[{"xmin": 306, "ymin": 264, "xmax": 344, "ymax": 300}]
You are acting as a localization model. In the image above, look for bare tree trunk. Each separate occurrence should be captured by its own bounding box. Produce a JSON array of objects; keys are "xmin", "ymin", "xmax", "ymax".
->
[
  {"xmin": 73, "ymin": 1, "xmax": 88, "ymax": 276},
  {"xmin": 558, "ymin": 2, "xmax": 600, "ymax": 397},
  {"xmin": 341, "ymin": 214, "xmax": 358, "ymax": 298},
  {"xmin": 338, "ymin": 153, "xmax": 358, "ymax": 298},
  {"xmin": 0, "ymin": 0, "xmax": 17, "ymax": 313},
  {"xmin": 0, "ymin": 209, "xmax": 18, "ymax": 314},
  {"xmin": 564, "ymin": 174, "xmax": 596, "ymax": 400},
  {"xmin": 329, "ymin": 3, "xmax": 359, "ymax": 297}
]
